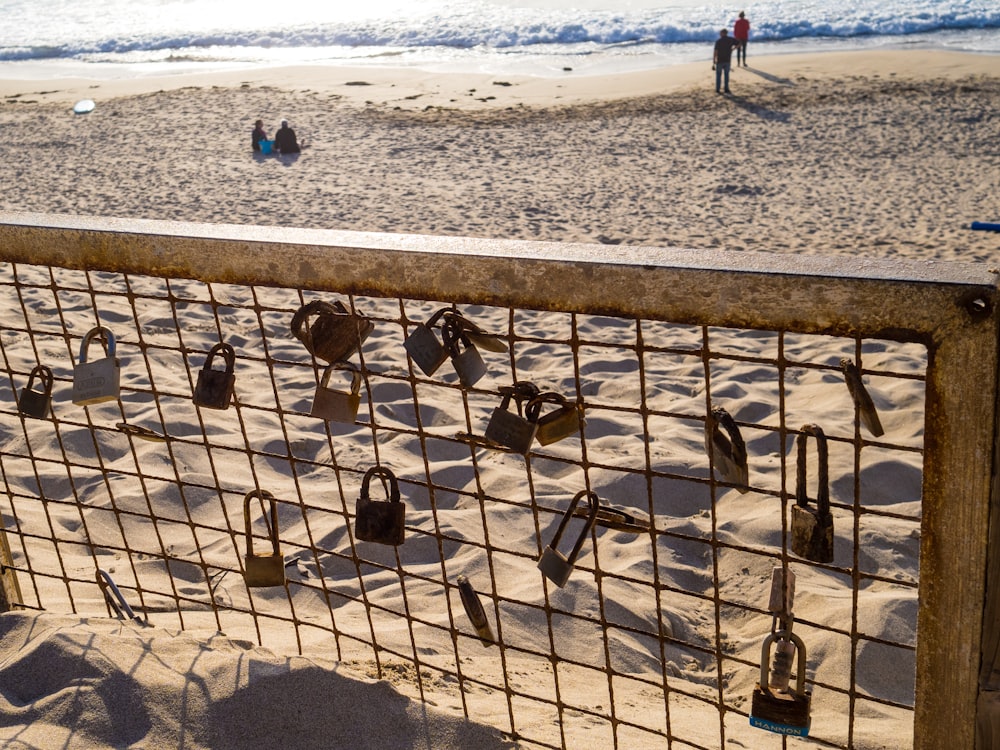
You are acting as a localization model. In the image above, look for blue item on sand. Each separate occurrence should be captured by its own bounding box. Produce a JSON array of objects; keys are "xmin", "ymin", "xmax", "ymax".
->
[
  {"xmin": 971, "ymin": 222, "xmax": 1000, "ymax": 232},
  {"xmin": 259, "ymin": 140, "xmax": 273, "ymax": 154}
]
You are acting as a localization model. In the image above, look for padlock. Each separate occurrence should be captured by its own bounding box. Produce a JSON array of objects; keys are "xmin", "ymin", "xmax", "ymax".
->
[
  {"xmin": 791, "ymin": 424, "xmax": 835, "ymax": 563},
  {"xmin": 290, "ymin": 299, "xmax": 374, "ymax": 364},
  {"xmin": 750, "ymin": 630, "xmax": 811, "ymax": 737},
  {"xmin": 705, "ymin": 406, "xmax": 749, "ymax": 492},
  {"xmin": 457, "ymin": 574, "xmax": 495, "ymax": 646},
  {"xmin": 310, "ymin": 361, "xmax": 363, "ymax": 423},
  {"xmin": 484, "ymin": 383, "xmax": 540, "ymax": 454},
  {"xmin": 527, "ymin": 392, "xmax": 585, "ymax": 446},
  {"xmin": 840, "ymin": 358, "xmax": 884, "ymax": 437},
  {"xmin": 18, "ymin": 364, "xmax": 54, "ymax": 419},
  {"xmin": 537, "ymin": 490, "xmax": 601, "ymax": 588},
  {"xmin": 443, "ymin": 317, "xmax": 488, "ymax": 387},
  {"xmin": 243, "ymin": 489, "xmax": 285, "ymax": 587},
  {"xmin": 403, "ymin": 307, "xmax": 451, "ymax": 376},
  {"xmin": 72, "ymin": 326, "xmax": 121, "ymax": 406},
  {"xmin": 193, "ymin": 342, "xmax": 236, "ymax": 410},
  {"xmin": 355, "ymin": 466, "xmax": 406, "ymax": 546}
]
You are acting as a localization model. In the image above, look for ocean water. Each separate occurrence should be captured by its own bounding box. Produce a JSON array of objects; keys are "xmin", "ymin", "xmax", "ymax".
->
[{"xmin": 0, "ymin": 0, "xmax": 997, "ymax": 79}]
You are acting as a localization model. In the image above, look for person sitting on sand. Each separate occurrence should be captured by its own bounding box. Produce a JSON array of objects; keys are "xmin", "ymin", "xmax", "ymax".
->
[
  {"xmin": 251, "ymin": 119, "xmax": 268, "ymax": 152},
  {"xmin": 273, "ymin": 119, "xmax": 301, "ymax": 154}
]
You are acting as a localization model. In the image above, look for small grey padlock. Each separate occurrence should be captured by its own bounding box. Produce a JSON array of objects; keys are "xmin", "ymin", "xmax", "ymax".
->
[
  {"xmin": 791, "ymin": 424, "xmax": 834, "ymax": 564},
  {"xmin": 243, "ymin": 489, "xmax": 285, "ymax": 587},
  {"xmin": 537, "ymin": 490, "xmax": 601, "ymax": 588},
  {"xmin": 18, "ymin": 364, "xmax": 54, "ymax": 419},
  {"xmin": 193, "ymin": 342, "xmax": 236, "ymax": 410},
  {"xmin": 443, "ymin": 317, "xmax": 488, "ymax": 387},
  {"xmin": 310, "ymin": 361, "xmax": 362, "ymax": 423},
  {"xmin": 750, "ymin": 630, "xmax": 811, "ymax": 737},
  {"xmin": 72, "ymin": 326, "xmax": 121, "ymax": 406},
  {"xmin": 527, "ymin": 392, "xmax": 585, "ymax": 446},
  {"xmin": 403, "ymin": 308, "xmax": 450, "ymax": 376},
  {"xmin": 355, "ymin": 466, "xmax": 405, "ymax": 546},
  {"xmin": 840, "ymin": 358, "xmax": 884, "ymax": 437},
  {"xmin": 484, "ymin": 383, "xmax": 540, "ymax": 454},
  {"xmin": 705, "ymin": 406, "xmax": 749, "ymax": 492}
]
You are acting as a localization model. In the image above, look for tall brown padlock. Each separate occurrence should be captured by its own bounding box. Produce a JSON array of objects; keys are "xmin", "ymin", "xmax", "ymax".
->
[
  {"xmin": 840, "ymin": 358, "xmax": 884, "ymax": 437},
  {"xmin": 18, "ymin": 364, "xmax": 54, "ymax": 419},
  {"xmin": 526, "ymin": 391, "xmax": 585, "ymax": 446},
  {"xmin": 791, "ymin": 424, "xmax": 834, "ymax": 563},
  {"xmin": 705, "ymin": 406, "xmax": 749, "ymax": 492},
  {"xmin": 290, "ymin": 299, "xmax": 374, "ymax": 364},
  {"xmin": 403, "ymin": 307, "xmax": 451, "ymax": 376},
  {"xmin": 310, "ymin": 361, "xmax": 362, "ymax": 423},
  {"xmin": 193, "ymin": 342, "xmax": 236, "ymax": 410},
  {"xmin": 484, "ymin": 382, "xmax": 540, "ymax": 454},
  {"xmin": 72, "ymin": 326, "xmax": 121, "ymax": 406},
  {"xmin": 537, "ymin": 490, "xmax": 601, "ymax": 588},
  {"xmin": 243, "ymin": 489, "xmax": 285, "ymax": 587},
  {"xmin": 355, "ymin": 466, "xmax": 405, "ymax": 546}
]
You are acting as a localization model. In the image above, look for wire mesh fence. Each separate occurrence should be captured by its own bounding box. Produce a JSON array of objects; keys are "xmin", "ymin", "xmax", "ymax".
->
[{"xmin": 0, "ymin": 215, "xmax": 996, "ymax": 750}]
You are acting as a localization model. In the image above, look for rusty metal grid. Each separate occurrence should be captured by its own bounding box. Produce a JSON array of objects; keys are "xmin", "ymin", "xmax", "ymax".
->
[{"xmin": 0, "ymin": 250, "xmax": 933, "ymax": 750}]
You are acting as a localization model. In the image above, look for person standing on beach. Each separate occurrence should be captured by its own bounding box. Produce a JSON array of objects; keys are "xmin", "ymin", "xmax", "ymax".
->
[
  {"xmin": 274, "ymin": 119, "xmax": 301, "ymax": 154},
  {"xmin": 251, "ymin": 119, "xmax": 267, "ymax": 152},
  {"xmin": 734, "ymin": 11, "xmax": 750, "ymax": 67},
  {"xmin": 713, "ymin": 29, "xmax": 739, "ymax": 94}
]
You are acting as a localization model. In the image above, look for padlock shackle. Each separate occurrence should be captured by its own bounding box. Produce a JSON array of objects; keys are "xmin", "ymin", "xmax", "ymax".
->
[
  {"xmin": 78, "ymin": 326, "xmax": 116, "ymax": 364},
  {"xmin": 425, "ymin": 307, "xmax": 453, "ymax": 328},
  {"xmin": 707, "ymin": 406, "xmax": 747, "ymax": 464},
  {"xmin": 203, "ymin": 342, "xmax": 236, "ymax": 372},
  {"xmin": 795, "ymin": 424, "xmax": 829, "ymax": 514},
  {"xmin": 290, "ymin": 299, "xmax": 347, "ymax": 338},
  {"xmin": 361, "ymin": 465, "xmax": 400, "ymax": 503},
  {"xmin": 319, "ymin": 360, "xmax": 362, "ymax": 393},
  {"xmin": 526, "ymin": 391, "xmax": 570, "ymax": 423},
  {"xmin": 546, "ymin": 490, "xmax": 601, "ymax": 567},
  {"xmin": 25, "ymin": 364, "xmax": 54, "ymax": 395},
  {"xmin": 760, "ymin": 630, "xmax": 808, "ymax": 695},
  {"xmin": 243, "ymin": 489, "xmax": 280, "ymax": 557}
]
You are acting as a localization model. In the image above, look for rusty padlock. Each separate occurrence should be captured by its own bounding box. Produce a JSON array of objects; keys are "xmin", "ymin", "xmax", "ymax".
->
[
  {"xmin": 537, "ymin": 490, "xmax": 601, "ymax": 588},
  {"xmin": 290, "ymin": 299, "xmax": 374, "ymax": 364},
  {"xmin": 72, "ymin": 326, "xmax": 121, "ymax": 406},
  {"xmin": 484, "ymin": 382, "xmax": 540, "ymax": 454},
  {"xmin": 791, "ymin": 424, "xmax": 834, "ymax": 564},
  {"xmin": 527, "ymin": 391, "xmax": 585, "ymax": 446},
  {"xmin": 840, "ymin": 358, "xmax": 884, "ymax": 437},
  {"xmin": 442, "ymin": 316, "xmax": 488, "ymax": 387},
  {"xmin": 403, "ymin": 307, "xmax": 451, "ymax": 376},
  {"xmin": 193, "ymin": 342, "xmax": 236, "ymax": 410},
  {"xmin": 18, "ymin": 364, "xmax": 54, "ymax": 419},
  {"xmin": 750, "ymin": 630, "xmax": 812, "ymax": 737},
  {"xmin": 457, "ymin": 574, "xmax": 495, "ymax": 646},
  {"xmin": 310, "ymin": 361, "xmax": 362, "ymax": 423},
  {"xmin": 705, "ymin": 406, "xmax": 749, "ymax": 492},
  {"xmin": 243, "ymin": 489, "xmax": 285, "ymax": 587},
  {"xmin": 355, "ymin": 466, "xmax": 405, "ymax": 546}
]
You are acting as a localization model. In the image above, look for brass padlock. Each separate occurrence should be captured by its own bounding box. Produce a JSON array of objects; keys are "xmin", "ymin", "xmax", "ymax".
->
[
  {"xmin": 72, "ymin": 326, "xmax": 121, "ymax": 406},
  {"xmin": 537, "ymin": 490, "xmax": 601, "ymax": 588},
  {"xmin": 310, "ymin": 361, "xmax": 362, "ymax": 423},
  {"xmin": 403, "ymin": 307, "xmax": 451, "ymax": 376},
  {"xmin": 443, "ymin": 317, "xmax": 488, "ymax": 387},
  {"xmin": 193, "ymin": 342, "xmax": 236, "ymax": 410},
  {"xmin": 290, "ymin": 299, "xmax": 374, "ymax": 364},
  {"xmin": 705, "ymin": 406, "xmax": 749, "ymax": 492},
  {"xmin": 457, "ymin": 574, "xmax": 495, "ymax": 646},
  {"xmin": 355, "ymin": 466, "xmax": 405, "ymax": 546},
  {"xmin": 484, "ymin": 382, "xmax": 540, "ymax": 454},
  {"xmin": 791, "ymin": 424, "xmax": 834, "ymax": 563},
  {"xmin": 750, "ymin": 630, "xmax": 811, "ymax": 737},
  {"xmin": 18, "ymin": 364, "xmax": 54, "ymax": 419},
  {"xmin": 243, "ymin": 489, "xmax": 285, "ymax": 587},
  {"xmin": 840, "ymin": 358, "xmax": 884, "ymax": 437},
  {"xmin": 527, "ymin": 392, "xmax": 585, "ymax": 446}
]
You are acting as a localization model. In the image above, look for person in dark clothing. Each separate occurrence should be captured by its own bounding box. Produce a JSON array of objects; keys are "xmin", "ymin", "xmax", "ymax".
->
[
  {"xmin": 251, "ymin": 119, "xmax": 267, "ymax": 151},
  {"xmin": 273, "ymin": 119, "xmax": 301, "ymax": 154},
  {"xmin": 712, "ymin": 29, "xmax": 739, "ymax": 94}
]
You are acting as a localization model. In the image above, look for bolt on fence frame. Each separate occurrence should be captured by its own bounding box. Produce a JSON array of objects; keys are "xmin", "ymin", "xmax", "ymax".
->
[{"xmin": 0, "ymin": 211, "xmax": 997, "ymax": 749}]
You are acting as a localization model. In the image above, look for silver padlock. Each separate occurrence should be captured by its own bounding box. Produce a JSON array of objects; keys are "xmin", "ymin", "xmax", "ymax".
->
[
  {"xmin": 310, "ymin": 361, "xmax": 362, "ymax": 423},
  {"xmin": 791, "ymin": 424, "xmax": 834, "ymax": 564},
  {"xmin": 193, "ymin": 342, "xmax": 236, "ymax": 410},
  {"xmin": 705, "ymin": 406, "xmax": 749, "ymax": 492},
  {"xmin": 527, "ymin": 392, "xmax": 585, "ymax": 446},
  {"xmin": 403, "ymin": 307, "xmax": 451, "ymax": 376},
  {"xmin": 538, "ymin": 490, "xmax": 601, "ymax": 588},
  {"xmin": 484, "ymin": 382, "xmax": 540, "ymax": 454},
  {"xmin": 841, "ymin": 358, "xmax": 884, "ymax": 437},
  {"xmin": 243, "ymin": 489, "xmax": 285, "ymax": 587},
  {"xmin": 72, "ymin": 326, "xmax": 121, "ymax": 406},
  {"xmin": 18, "ymin": 364, "xmax": 54, "ymax": 419}
]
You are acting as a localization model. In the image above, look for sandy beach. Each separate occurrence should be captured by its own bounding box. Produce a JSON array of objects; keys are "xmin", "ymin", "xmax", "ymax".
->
[{"xmin": 0, "ymin": 48, "xmax": 997, "ymax": 750}]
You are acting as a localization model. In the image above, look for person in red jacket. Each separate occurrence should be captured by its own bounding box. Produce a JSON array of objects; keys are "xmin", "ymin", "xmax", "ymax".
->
[{"xmin": 734, "ymin": 11, "xmax": 750, "ymax": 67}]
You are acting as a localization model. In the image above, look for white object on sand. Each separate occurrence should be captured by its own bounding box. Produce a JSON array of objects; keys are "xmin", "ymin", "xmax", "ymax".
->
[{"xmin": 73, "ymin": 99, "xmax": 95, "ymax": 114}]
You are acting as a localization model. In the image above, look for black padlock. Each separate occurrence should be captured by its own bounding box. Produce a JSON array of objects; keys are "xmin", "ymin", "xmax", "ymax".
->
[
  {"xmin": 18, "ymin": 364, "xmax": 54, "ymax": 419},
  {"xmin": 750, "ymin": 630, "xmax": 811, "ymax": 737},
  {"xmin": 243, "ymin": 489, "xmax": 285, "ymax": 587},
  {"xmin": 355, "ymin": 466, "xmax": 406, "ymax": 546},
  {"xmin": 193, "ymin": 342, "xmax": 236, "ymax": 410},
  {"xmin": 527, "ymin": 391, "xmax": 585, "ymax": 446},
  {"xmin": 290, "ymin": 299, "xmax": 374, "ymax": 364},
  {"xmin": 538, "ymin": 490, "xmax": 601, "ymax": 588},
  {"xmin": 840, "ymin": 358, "xmax": 884, "ymax": 437},
  {"xmin": 791, "ymin": 424, "xmax": 834, "ymax": 564},
  {"xmin": 484, "ymin": 382, "xmax": 540, "ymax": 454},
  {"xmin": 403, "ymin": 307, "xmax": 451, "ymax": 376},
  {"xmin": 705, "ymin": 406, "xmax": 749, "ymax": 492}
]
